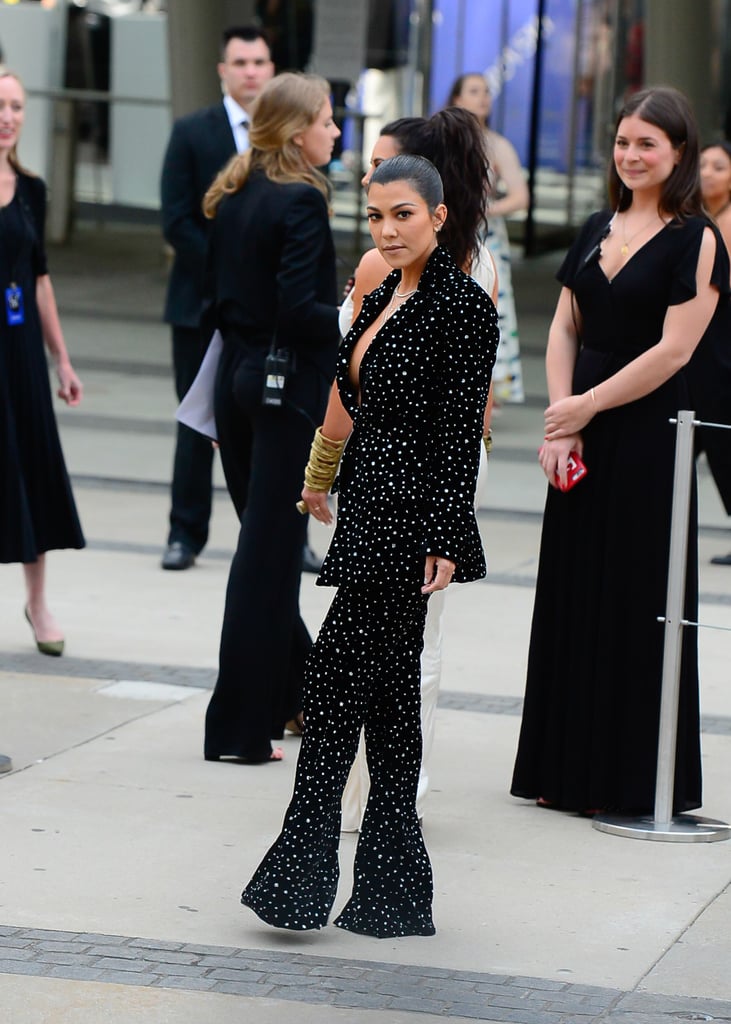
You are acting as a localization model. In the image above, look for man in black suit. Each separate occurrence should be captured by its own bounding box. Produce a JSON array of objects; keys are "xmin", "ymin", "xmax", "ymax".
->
[{"xmin": 160, "ymin": 26, "xmax": 274, "ymax": 570}]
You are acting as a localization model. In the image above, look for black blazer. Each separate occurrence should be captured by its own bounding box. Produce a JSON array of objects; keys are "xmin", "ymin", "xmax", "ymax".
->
[
  {"xmin": 204, "ymin": 170, "xmax": 340, "ymax": 385},
  {"xmin": 318, "ymin": 244, "xmax": 500, "ymax": 589},
  {"xmin": 161, "ymin": 102, "xmax": 235, "ymax": 328}
]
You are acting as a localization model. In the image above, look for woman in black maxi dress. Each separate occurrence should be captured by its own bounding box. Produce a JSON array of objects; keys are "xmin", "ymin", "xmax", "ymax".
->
[
  {"xmin": 0, "ymin": 72, "xmax": 84, "ymax": 656},
  {"xmin": 511, "ymin": 87, "xmax": 730, "ymax": 816}
]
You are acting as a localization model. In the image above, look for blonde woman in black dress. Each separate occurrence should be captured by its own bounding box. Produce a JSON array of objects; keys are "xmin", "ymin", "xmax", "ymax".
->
[
  {"xmin": 241, "ymin": 155, "xmax": 499, "ymax": 937},
  {"xmin": 0, "ymin": 72, "xmax": 84, "ymax": 657}
]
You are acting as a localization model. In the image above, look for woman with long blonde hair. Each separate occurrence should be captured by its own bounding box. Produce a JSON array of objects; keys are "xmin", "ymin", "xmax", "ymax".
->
[
  {"xmin": 0, "ymin": 71, "xmax": 84, "ymax": 657},
  {"xmin": 203, "ymin": 74, "xmax": 333, "ymax": 215},
  {"xmin": 202, "ymin": 72, "xmax": 341, "ymax": 765}
]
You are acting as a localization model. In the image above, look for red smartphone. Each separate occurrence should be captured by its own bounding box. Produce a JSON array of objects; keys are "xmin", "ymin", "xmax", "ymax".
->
[{"xmin": 555, "ymin": 451, "xmax": 588, "ymax": 492}]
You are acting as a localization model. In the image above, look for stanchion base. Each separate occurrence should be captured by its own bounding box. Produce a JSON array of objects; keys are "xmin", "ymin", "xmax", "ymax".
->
[{"xmin": 592, "ymin": 813, "xmax": 730, "ymax": 843}]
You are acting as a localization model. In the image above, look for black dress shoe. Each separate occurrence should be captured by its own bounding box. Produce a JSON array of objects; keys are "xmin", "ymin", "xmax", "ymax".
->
[
  {"xmin": 161, "ymin": 542, "xmax": 196, "ymax": 571},
  {"xmin": 302, "ymin": 544, "xmax": 323, "ymax": 574},
  {"xmin": 711, "ymin": 551, "xmax": 731, "ymax": 566}
]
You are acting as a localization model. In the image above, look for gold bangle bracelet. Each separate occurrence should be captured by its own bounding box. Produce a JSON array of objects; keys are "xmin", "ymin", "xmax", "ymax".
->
[{"xmin": 302, "ymin": 427, "xmax": 345, "ymax": 493}]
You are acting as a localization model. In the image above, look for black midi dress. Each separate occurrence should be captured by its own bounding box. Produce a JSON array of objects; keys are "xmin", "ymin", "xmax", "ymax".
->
[
  {"xmin": 511, "ymin": 212, "xmax": 729, "ymax": 816},
  {"xmin": 0, "ymin": 172, "xmax": 84, "ymax": 563}
]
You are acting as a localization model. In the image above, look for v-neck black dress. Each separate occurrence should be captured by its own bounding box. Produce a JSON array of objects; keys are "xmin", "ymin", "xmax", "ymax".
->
[
  {"xmin": 0, "ymin": 173, "xmax": 84, "ymax": 563},
  {"xmin": 511, "ymin": 211, "xmax": 729, "ymax": 815}
]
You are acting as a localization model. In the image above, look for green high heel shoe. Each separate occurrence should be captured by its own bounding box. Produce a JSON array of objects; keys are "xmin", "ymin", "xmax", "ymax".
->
[{"xmin": 24, "ymin": 607, "xmax": 64, "ymax": 657}]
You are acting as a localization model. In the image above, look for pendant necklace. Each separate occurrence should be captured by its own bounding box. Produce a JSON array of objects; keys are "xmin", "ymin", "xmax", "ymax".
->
[
  {"xmin": 379, "ymin": 286, "xmax": 418, "ymax": 327},
  {"xmin": 620, "ymin": 212, "xmax": 662, "ymax": 257}
]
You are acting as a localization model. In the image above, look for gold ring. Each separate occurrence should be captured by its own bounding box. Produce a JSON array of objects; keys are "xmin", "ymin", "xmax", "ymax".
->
[{"xmin": 295, "ymin": 500, "xmax": 308, "ymax": 515}]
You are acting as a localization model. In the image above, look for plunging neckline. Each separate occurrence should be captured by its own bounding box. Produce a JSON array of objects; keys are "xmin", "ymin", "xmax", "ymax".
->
[
  {"xmin": 348, "ymin": 290, "xmax": 418, "ymax": 394},
  {"xmin": 598, "ymin": 218, "xmax": 674, "ymax": 284}
]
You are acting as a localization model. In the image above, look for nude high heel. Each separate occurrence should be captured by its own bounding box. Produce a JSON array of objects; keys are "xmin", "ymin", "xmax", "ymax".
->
[{"xmin": 24, "ymin": 607, "xmax": 64, "ymax": 657}]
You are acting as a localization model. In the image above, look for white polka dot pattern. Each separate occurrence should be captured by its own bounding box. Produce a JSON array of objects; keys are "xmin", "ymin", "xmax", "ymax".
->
[
  {"xmin": 319, "ymin": 244, "xmax": 499, "ymax": 588},
  {"xmin": 241, "ymin": 583, "xmax": 433, "ymax": 937},
  {"xmin": 239, "ymin": 244, "xmax": 498, "ymax": 940}
]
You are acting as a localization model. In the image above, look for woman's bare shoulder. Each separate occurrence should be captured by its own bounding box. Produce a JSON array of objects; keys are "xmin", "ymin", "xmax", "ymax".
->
[
  {"xmin": 351, "ymin": 247, "xmax": 391, "ymax": 320},
  {"xmin": 356, "ymin": 247, "xmax": 391, "ymax": 291}
]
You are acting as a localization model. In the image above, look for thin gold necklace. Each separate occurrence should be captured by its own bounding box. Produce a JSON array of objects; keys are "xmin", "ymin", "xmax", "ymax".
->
[
  {"xmin": 379, "ymin": 287, "xmax": 417, "ymax": 327},
  {"xmin": 619, "ymin": 211, "xmax": 662, "ymax": 257}
]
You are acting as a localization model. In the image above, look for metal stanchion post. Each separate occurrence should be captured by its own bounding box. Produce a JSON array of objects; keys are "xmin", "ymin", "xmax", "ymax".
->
[{"xmin": 593, "ymin": 411, "xmax": 730, "ymax": 843}]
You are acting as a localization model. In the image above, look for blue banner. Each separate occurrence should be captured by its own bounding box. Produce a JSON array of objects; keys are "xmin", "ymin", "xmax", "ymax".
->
[{"xmin": 429, "ymin": 0, "xmax": 579, "ymax": 172}]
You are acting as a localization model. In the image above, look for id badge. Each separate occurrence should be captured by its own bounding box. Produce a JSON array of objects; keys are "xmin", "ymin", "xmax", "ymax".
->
[
  {"xmin": 5, "ymin": 285, "xmax": 24, "ymax": 326},
  {"xmin": 262, "ymin": 349, "xmax": 291, "ymax": 407}
]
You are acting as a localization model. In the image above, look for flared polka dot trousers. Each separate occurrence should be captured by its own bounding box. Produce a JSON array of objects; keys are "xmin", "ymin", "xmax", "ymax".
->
[{"xmin": 241, "ymin": 580, "xmax": 436, "ymax": 938}]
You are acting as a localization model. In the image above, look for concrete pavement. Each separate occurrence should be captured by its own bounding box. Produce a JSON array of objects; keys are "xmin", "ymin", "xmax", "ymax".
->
[{"xmin": 1, "ymin": 222, "xmax": 731, "ymax": 1022}]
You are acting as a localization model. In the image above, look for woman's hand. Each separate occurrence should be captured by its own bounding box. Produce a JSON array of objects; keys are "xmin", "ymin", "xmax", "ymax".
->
[
  {"xmin": 341, "ymin": 274, "xmax": 355, "ymax": 301},
  {"xmin": 544, "ymin": 392, "xmax": 593, "ymax": 440},
  {"xmin": 301, "ymin": 485, "xmax": 333, "ymax": 525},
  {"xmin": 56, "ymin": 361, "xmax": 83, "ymax": 406},
  {"xmin": 539, "ymin": 435, "xmax": 583, "ymax": 489},
  {"xmin": 422, "ymin": 555, "xmax": 456, "ymax": 594}
]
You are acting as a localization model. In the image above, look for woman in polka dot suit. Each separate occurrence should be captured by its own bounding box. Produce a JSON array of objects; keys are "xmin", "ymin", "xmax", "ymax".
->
[{"xmin": 241, "ymin": 155, "xmax": 499, "ymax": 938}]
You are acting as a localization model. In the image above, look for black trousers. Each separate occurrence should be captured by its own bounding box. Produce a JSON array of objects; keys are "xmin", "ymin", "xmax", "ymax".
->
[
  {"xmin": 204, "ymin": 340, "xmax": 328, "ymax": 761},
  {"xmin": 168, "ymin": 325, "xmax": 215, "ymax": 553},
  {"xmin": 241, "ymin": 582, "xmax": 435, "ymax": 938}
]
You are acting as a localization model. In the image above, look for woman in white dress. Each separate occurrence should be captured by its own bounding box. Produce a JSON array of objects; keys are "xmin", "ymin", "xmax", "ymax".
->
[{"xmin": 448, "ymin": 73, "xmax": 529, "ymax": 403}]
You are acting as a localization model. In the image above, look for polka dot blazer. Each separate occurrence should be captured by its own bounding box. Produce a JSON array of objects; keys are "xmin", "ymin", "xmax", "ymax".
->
[{"xmin": 318, "ymin": 244, "xmax": 500, "ymax": 588}]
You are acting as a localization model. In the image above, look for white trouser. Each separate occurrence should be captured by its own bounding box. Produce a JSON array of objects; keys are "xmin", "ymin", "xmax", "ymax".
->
[{"xmin": 340, "ymin": 589, "xmax": 444, "ymax": 830}]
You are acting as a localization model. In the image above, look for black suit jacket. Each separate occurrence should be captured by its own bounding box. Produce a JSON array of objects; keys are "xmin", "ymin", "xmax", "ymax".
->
[
  {"xmin": 161, "ymin": 102, "xmax": 235, "ymax": 328},
  {"xmin": 204, "ymin": 170, "xmax": 340, "ymax": 385}
]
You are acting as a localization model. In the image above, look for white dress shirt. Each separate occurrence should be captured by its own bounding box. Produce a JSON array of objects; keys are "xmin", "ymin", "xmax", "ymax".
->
[{"xmin": 223, "ymin": 94, "xmax": 250, "ymax": 154}]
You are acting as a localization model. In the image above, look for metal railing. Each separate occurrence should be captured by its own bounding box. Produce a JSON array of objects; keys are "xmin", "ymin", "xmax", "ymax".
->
[{"xmin": 593, "ymin": 411, "xmax": 731, "ymax": 843}]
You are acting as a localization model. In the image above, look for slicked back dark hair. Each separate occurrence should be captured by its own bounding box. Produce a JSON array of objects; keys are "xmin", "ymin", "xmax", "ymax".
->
[
  {"xmin": 380, "ymin": 107, "xmax": 490, "ymax": 270},
  {"xmin": 608, "ymin": 86, "xmax": 701, "ymax": 219},
  {"xmin": 368, "ymin": 154, "xmax": 444, "ymax": 211}
]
